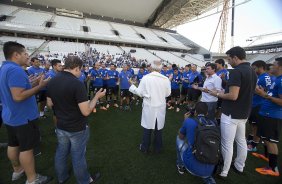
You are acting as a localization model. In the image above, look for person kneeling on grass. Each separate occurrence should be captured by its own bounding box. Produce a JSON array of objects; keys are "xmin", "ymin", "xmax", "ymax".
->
[{"xmin": 176, "ymin": 102, "xmax": 216, "ymax": 184}]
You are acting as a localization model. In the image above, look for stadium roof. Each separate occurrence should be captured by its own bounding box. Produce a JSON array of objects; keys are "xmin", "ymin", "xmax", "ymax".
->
[{"xmin": 15, "ymin": 0, "xmax": 222, "ymax": 28}]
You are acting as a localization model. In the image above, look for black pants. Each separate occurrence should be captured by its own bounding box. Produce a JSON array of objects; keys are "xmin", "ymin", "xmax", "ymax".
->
[{"xmin": 140, "ymin": 120, "xmax": 163, "ymax": 152}]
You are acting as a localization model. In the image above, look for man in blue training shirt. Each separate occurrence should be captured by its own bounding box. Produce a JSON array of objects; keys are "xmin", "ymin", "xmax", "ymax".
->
[
  {"xmin": 247, "ymin": 60, "xmax": 272, "ymax": 152},
  {"xmin": 89, "ymin": 62, "xmax": 107, "ymax": 112},
  {"xmin": 168, "ymin": 67, "xmax": 182, "ymax": 112},
  {"xmin": 161, "ymin": 65, "xmax": 171, "ymax": 78},
  {"xmin": 176, "ymin": 102, "xmax": 216, "ymax": 184},
  {"xmin": 180, "ymin": 64, "xmax": 191, "ymax": 105},
  {"xmin": 135, "ymin": 67, "xmax": 148, "ymax": 106},
  {"xmin": 106, "ymin": 64, "xmax": 119, "ymax": 108},
  {"xmin": 255, "ymin": 57, "xmax": 282, "ymax": 177},
  {"xmin": 119, "ymin": 64, "xmax": 133, "ymax": 110},
  {"xmin": 46, "ymin": 59, "xmax": 63, "ymax": 79},
  {"xmin": 187, "ymin": 64, "xmax": 203, "ymax": 107},
  {"xmin": 28, "ymin": 57, "xmax": 47, "ymax": 118},
  {"xmin": 0, "ymin": 41, "xmax": 51, "ymax": 184}
]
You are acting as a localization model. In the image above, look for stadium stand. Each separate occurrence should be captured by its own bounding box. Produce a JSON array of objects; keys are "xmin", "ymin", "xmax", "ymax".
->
[
  {"xmin": 121, "ymin": 47, "xmax": 160, "ymax": 62},
  {"xmin": 90, "ymin": 44, "xmax": 124, "ymax": 55}
]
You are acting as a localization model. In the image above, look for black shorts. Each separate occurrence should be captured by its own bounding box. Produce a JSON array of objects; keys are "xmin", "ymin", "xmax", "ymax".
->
[
  {"xmin": 171, "ymin": 89, "xmax": 180, "ymax": 98},
  {"xmin": 120, "ymin": 89, "xmax": 131, "ymax": 97},
  {"xmin": 5, "ymin": 119, "xmax": 40, "ymax": 152},
  {"xmin": 93, "ymin": 86, "xmax": 103, "ymax": 94},
  {"xmin": 107, "ymin": 87, "xmax": 118, "ymax": 96},
  {"xmin": 36, "ymin": 90, "xmax": 47, "ymax": 102},
  {"xmin": 248, "ymin": 106, "xmax": 260, "ymax": 124},
  {"xmin": 187, "ymin": 88, "xmax": 201, "ymax": 102},
  {"xmin": 181, "ymin": 87, "xmax": 189, "ymax": 96},
  {"xmin": 257, "ymin": 115, "xmax": 282, "ymax": 143}
]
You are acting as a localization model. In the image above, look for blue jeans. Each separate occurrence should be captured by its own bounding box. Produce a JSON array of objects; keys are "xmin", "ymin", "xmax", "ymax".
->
[
  {"xmin": 55, "ymin": 126, "xmax": 91, "ymax": 184},
  {"xmin": 176, "ymin": 136, "xmax": 216, "ymax": 184},
  {"xmin": 205, "ymin": 102, "xmax": 217, "ymax": 120}
]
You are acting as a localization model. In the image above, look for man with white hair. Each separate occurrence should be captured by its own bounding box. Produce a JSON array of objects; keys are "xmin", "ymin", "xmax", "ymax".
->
[{"xmin": 129, "ymin": 60, "xmax": 171, "ymax": 153}]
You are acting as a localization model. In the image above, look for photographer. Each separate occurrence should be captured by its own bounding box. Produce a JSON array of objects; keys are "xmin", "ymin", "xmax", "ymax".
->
[{"xmin": 176, "ymin": 102, "xmax": 216, "ymax": 184}]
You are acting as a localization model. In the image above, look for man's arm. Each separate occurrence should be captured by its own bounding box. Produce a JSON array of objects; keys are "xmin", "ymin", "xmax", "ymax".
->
[
  {"xmin": 47, "ymin": 97, "xmax": 53, "ymax": 107},
  {"xmin": 10, "ymin": 75, "xmax": 50, "ymax": 102},
  {"xmin": 78, "ymin": 88, "xmax": 106, "ymax": 116},
  {"xmin": 129, "ymin": 78, "xmax": 148, "ymax": 98},
  {"xmin": 209, "ymin": 86, "xmax": 240, "ymax": 101},
  {"xmin": 255, "ymin": 86, "xmax": 282, "ymax": 106}
]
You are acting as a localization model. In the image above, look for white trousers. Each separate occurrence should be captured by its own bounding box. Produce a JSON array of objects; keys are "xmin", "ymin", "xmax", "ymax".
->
[{"xmin": 220, "ymin": 113, "xmax": 248, "ymax": 177}]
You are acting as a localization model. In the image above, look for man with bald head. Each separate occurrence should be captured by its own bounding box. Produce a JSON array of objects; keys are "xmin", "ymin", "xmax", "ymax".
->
[{"xmin": 129, "ymin": 60, "xmax": 171, "ymax": 153}]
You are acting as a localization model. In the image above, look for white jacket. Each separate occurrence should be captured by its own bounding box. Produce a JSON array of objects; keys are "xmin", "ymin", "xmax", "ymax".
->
[{"xmin": 129, "ymin": 71, "xmax": 171, "ymax": 130}]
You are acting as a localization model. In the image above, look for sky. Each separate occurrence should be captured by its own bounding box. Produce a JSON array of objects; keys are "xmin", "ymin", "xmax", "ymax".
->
[{"xmin": 175, "ymin": 0, "xmax": 282, "ymax": 53}]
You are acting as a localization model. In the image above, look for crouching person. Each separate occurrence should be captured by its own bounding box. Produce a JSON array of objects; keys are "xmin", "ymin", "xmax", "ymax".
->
[{"xmin": 176, "ymin": 102, "xmax": 219, "ymax": 184}]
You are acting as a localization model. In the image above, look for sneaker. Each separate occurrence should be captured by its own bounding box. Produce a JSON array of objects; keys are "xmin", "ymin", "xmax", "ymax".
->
[
  {"xmin": 255, "ymin": 167, "xmax": 280, "ymax": 177},
  {"xmin": 252, "ymin": 152, "xmax": 269, "ymax": 162},
  {"xmin": 25, "ymin": 174, "xmax": 52, "ymax": 184},
  {"xmin": 100, "ymin": 106, "xmax": 107, "ymax": 111},
  {"xmin": 176, "ymin": 108, "xmax": 180, "ymax": 112},
  {"xmin": 231, "ymin": 163, "xmax": 243, "ymax": 174},
  {"xmin": 89, "ymin": 172, "xmax": 101, "ymax": 183},
  {"xmin": 106, "ymin": 104, "xmax": 110, "ymax": 109},
  {"xmin": 176, "ymin": 165, "xmax": 186, "ymax": 175},
  {"xmin": 113, "ymin": 104, "xmax": 119, "ymax": 108},
  {"xmin": 247, "ymin": 145, "xmax": 257, "ymax": 152},
  {"xmin": 139, "ymin": 144, "xmax": 148, "ymax": 154},
  {"xmin": 168, "ymin": 106, "xmax": 174, "ymax": 110},
  {"xmin": 12, "ymin": 169, "xmax": 24, "ymax": 181}
]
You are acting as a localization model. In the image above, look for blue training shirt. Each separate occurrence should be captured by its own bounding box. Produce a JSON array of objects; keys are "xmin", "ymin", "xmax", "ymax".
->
[
  {"xmin": 179, "ymin": 115, "xmax": 215, "ymax": 177},
  {"xmin": 0, "ymin": 61, "xmax": 39, "ymax": 126},
  {"xmin": 182, "ymin": 70, "xmax": 191, "ymax": 88},
  {"xmin": 171, "ymin": 72, "xmax": 182, "ymax": 89},
  {"xmin": 78, "ymin": 72, "xmax": 86, "ymax": 83},
  {"xmin": 119, "ymin": 70, "xmax": 132, "ymax": 89},
  {"xmin": 90, "ymin": 69, "xmax": 103, "ymax": 87},
  {"xmin": 101, "ymin": 68, "xmax": 108, "ymax": 86},
  {"xmin": 45, "ymin": 69, "xmax": 57, "ymax": 79},
  {"xmin": 161, "ymin": 70, "xmax": 171, "ymax": 78},
  {"xmin": 259, "ymin": 75, "xmax": 282, "ymax": 119},
  {"xmin": 188, "ymin": 71, "xmax": 203, "ymax": 88},
  {"xmin": 27, "ymin": 66, "xmax": 44, "ymax": 76},
  {"xmin": 216, "ymin": 69, "xmax": 229, "ymax": 81},
  {"xmin": 252, "ymin": 73, "xmax": 272, "ymax": 108},
  {"xmin": 137, "ymin": 70, "xmax": 147, "ymax": 83},
  {"xmin": 107, "ymin": 70, "xmax": 119, "ymax": 87}
]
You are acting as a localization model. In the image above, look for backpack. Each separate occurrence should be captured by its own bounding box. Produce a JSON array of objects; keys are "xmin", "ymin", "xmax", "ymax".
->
[{"xmin": 192, "ymin": 117, "xmax": 221, "ymax": 165}]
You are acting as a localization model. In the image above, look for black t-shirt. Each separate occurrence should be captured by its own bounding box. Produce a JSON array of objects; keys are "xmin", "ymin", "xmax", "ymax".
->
[
  {"xmin": 222, "ymin": 62, "xmax": 257, "ymax": 119},
  {"xmin": 47, "ymin": 71, "xmax": 88, "ymax": 132}
]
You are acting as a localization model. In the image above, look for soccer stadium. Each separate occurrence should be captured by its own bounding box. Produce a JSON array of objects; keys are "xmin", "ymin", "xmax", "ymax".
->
[{"xmin": 0, "ymin": 0, "xmax": 281, "ymax": 184}]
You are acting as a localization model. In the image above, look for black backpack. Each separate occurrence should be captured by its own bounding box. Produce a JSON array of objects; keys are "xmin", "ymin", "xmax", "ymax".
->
[{"xmin": 191, "ymin": 117, "xmax": 221, "ymax": 165}]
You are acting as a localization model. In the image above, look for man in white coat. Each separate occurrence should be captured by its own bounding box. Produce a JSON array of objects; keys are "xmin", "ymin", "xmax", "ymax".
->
[{"xmin": 129, "ymin": 60, "xmax": 171, "ymax": 153}]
